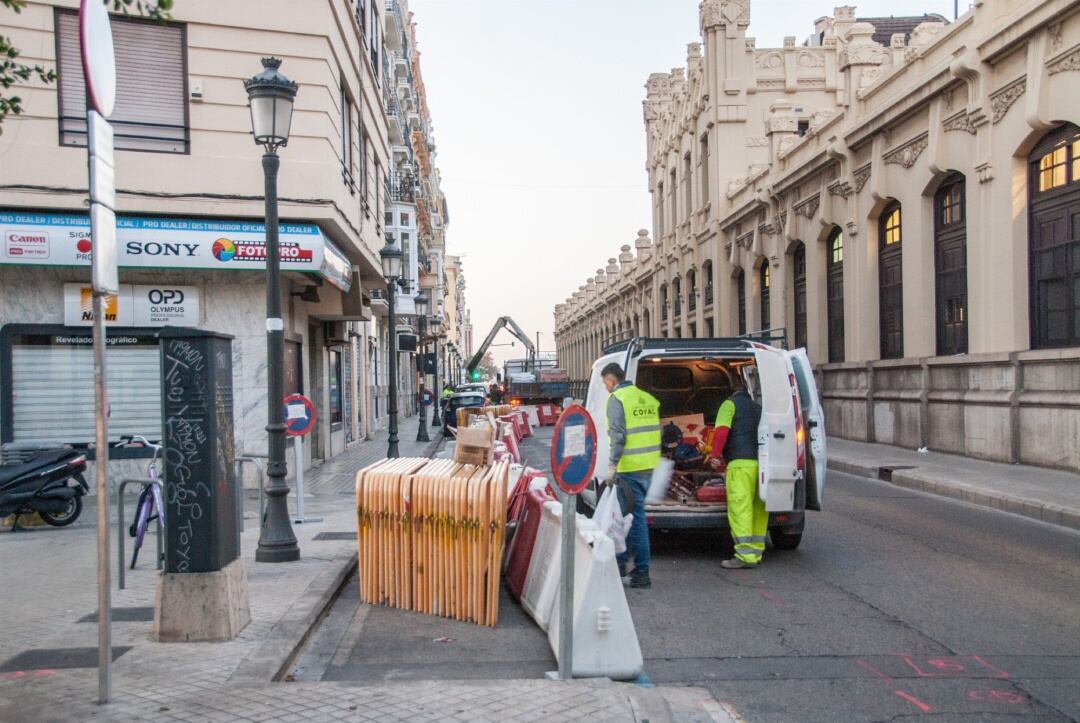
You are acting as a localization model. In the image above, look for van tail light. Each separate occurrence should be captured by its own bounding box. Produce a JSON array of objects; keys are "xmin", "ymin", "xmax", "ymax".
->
[{"xmin": 789, "ymin": 374, "xmax": 806, "ymax": 474}]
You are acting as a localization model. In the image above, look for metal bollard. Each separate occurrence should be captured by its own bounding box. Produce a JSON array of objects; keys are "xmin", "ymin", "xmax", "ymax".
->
[
  {"xmin": 235, "ymin": 453, "xmax": 268, "ymax": 529},
  {"xmin": 116, "ymin": 478, "xmax": 164, "ymax": 591}
]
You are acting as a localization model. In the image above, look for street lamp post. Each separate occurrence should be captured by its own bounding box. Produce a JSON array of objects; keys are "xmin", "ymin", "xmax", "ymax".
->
[
  {"xmin": 245, "ymin": 57, "xmax": 300, "ymax": 563},
  {"xmin": 380, "ymin": 239, "xmax": 403, "ymax": 458},
  {"xmin": 414, "ymin": 292, "xmax": 430, "ymax": 443},
  {"xmin": 430, "ymin": 315, "xmax": 442, "ymax": 428}
]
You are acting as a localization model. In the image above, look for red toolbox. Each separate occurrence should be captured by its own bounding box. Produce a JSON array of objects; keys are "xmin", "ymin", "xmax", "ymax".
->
[{"xmin": 504, "ymin": 488, "xmax": 549, "ymax": 600}]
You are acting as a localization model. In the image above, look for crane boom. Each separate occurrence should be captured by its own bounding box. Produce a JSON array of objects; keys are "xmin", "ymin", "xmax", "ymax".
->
[{"xmin": 466, "ymin": 316, "xmax": 537, "ymax": 375}]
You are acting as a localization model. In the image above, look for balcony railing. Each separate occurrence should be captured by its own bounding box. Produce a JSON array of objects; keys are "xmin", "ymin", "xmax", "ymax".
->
[
  {"xmin": 688, "ymin": 291, "xmax": 697, "ymax": 313},
  {"xmin": 389, "ymin": 171, "xmax": 417, "ymax": 203},
  {"xmin": 704, "ymin": 284, "xmax": 714, "ymax": 306}
]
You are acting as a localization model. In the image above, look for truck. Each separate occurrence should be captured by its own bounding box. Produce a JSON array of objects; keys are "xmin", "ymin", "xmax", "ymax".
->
[
  {"xmin": 578, "ymin": 336, "xmax": 827, "ymax": 550},
  {"xmin": 465, "ymin": 316, "xmax": 570, "ymax": 406}
]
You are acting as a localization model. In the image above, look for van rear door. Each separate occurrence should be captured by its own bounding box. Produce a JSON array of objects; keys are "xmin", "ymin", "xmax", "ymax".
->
[
  {"xmin": 751, "ymin": 343, "xmax": 798, "ymax": 512},
  {"xmin": 789, "ymin": 348, "xmax": 826, "ymax": 510},
  {"xmin": 582, "ymin": 351, "xmax": 627, "ymax": 508}
]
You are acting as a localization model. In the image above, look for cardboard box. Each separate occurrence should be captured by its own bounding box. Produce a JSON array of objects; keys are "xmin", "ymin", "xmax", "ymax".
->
[
  {"xmin": 454, "ymin": 424, "xmax": 494, "ymax": 466},
  {"xmin": 661, "ymin": 413, "xmax": 707, "ymax": 444}
]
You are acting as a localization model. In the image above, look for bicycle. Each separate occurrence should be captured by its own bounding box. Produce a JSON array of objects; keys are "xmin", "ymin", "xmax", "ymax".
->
[{"xmin": 115, "ymin": 435, "xmax": 166, "ymax": 570}]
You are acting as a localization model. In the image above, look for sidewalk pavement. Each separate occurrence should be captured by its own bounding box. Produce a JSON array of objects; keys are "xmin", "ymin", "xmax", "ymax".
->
[
  {"xmin": 0, "ymin": 426, "xmax": 731, "ymax": 722},
  {"xmin": 827, "ymin": 438, "xmax": 1080, "ymax": 532}
]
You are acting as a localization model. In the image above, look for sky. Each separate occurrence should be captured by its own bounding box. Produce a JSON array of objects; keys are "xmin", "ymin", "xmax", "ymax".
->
[{"xmin": 409, "ymin": 0, "xmax": 960, "ymax": 367}]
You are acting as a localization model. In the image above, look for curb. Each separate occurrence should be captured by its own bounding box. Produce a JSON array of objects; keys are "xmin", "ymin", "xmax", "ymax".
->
[
  {"xmin": 827, "ymin": 458, "xmax": 1080, "ymax": 533},
  {"xmin": 229, "ymin": 544, "xmax": 358, "ymax": 685}
]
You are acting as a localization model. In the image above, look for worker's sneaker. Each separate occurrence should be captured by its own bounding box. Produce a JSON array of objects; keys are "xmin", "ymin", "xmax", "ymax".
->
[
  {"xmin": 618, "ymin": 562, "xmax": 629, "ymax": 578},
  {"xmin": 721, "ymin": 558, "xmax": 758, "ymax": 569},
  {"xmin": 623, "ymin": 570, "xmax": 651, "ymax": 588}
]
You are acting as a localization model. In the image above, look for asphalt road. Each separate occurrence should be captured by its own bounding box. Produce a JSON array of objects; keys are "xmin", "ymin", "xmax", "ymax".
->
[{"xmin": 298, "ymin": 426, "xmax": 1080, "ymax": 723}]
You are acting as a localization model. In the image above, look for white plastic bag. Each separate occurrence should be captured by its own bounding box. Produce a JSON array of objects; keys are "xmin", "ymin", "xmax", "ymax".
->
[
  {"xmin": 646, "ymin": 458, "xmax": 675, "ymax": 503},
  {"xmin": 595, "ymin": 484, "xmax": 632, "ymax": 555}
]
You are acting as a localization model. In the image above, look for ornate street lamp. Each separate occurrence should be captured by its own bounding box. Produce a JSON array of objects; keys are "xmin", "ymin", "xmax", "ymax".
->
[
  {"xmin": 380, "ymin": 238, "xmax": 403, "ymax": 458},
  {"xmin": 414, "ymin": 291, "xmax": 430, "ymax": 443},
  {"xmin": 245, "ymin": 57, "xmax": 300, "ymax": 563},
  {"xmin": 430, "ymin": 313, "xmax": 442, "ymax": 428}
]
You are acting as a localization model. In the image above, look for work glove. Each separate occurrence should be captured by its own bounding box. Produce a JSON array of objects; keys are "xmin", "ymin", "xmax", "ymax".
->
[
  {"xmin": 605, "ymin": 463, "xmax": 618, "ymax": 483},
  {"xmin": 709, "ymin": 457, "xmax": 727, "ymax": 474}
]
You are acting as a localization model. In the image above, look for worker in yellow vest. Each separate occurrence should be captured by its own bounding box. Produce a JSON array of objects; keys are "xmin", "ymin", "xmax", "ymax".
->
[{"xmin": 602, "ymin": 362, "xmax": 661, "ymax": 589}]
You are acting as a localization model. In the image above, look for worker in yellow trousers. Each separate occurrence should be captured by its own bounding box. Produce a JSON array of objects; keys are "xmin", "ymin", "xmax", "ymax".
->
[{"xmin": 709, "ymin": 383, "xmax": 765, "ymax": 568}]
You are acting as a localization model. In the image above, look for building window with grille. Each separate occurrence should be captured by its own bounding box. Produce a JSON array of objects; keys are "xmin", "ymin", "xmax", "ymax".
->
[
  {"xmin": 341, "ymin": 84, "xmax": 355, "ymax": 193},
  {"xmin": 684, "ymin": 152, "xmax": 693, "ymax": 219},
  {"xmin": 792, "ymin": 243, "xmax": 807, "ymax": 350},
  {"xmin": 1028, "ymin": 123, "xmax": 1080, "ymax": 349},
  {"xmin": 660, "ymin": 284, "xmax": 668, "ymax": 322},
  {"xmin": 703, "ymin": 260, "xmax": 713, "ymax": 306},
  {"xmin": 759, "ymin": 262, "xmax": 771, "ymax": 331},
  {"xmin": 673, "ymin": 276, "xmax": 682, "ymax": 317},
  {"xmin": 827, "ymin": 227, "xmax": 845, "ymax": 363},
  {"xmin": 700, "ymin": 133, "xmax": 710, "ymax": 211},
  {"xmin": 879, "ymin": 202, "xmax": 904, "ymax": 359},
  {"xmin": 935, "ymin": 175, "xmax": 968, "ymax": 355},
  {"xmin": 656, "ymin": 181, "xmax": 665, "ymax": 238},
  {"xmin": 687, "ymin": 269, "xmax": 697, "ymax": 312},
  {"xmin": 56, "ymin": 10, "xmax": 188, "ymax": 153}
]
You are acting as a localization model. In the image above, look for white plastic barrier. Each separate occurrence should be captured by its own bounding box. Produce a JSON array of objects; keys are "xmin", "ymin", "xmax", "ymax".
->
[
  {"xmin": 520, "ymin": 405, "xmax": 541, "ymax": 428},
  {"xmin": 519, "ymin": 500, "xmax": 562, "ymax": 629},
  {"xmin": 546, "ymin": 516, "xmax": 643, "ymax": 680}
]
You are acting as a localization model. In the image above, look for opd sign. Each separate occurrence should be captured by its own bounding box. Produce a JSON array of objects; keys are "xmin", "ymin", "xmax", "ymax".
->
[{"xmin": 62, "ymin": 283, "xmax": 201, "ymax": 326}]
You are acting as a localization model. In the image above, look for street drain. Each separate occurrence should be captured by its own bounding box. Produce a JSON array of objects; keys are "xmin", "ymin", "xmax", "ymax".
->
[
  {"xmin": 313, "ymin": 532, "xmax": 355, "ymax": 541},
  {"xmin": 878, "ymin": 465, "xmax": 917, "ymax": 482},
  {"xmin": 0, "ymin": 646, "xmax": 131, "ymax": 672},
  {"xmin": 77, "ymin": 607, "xmax": 154, "ymax": 623}
]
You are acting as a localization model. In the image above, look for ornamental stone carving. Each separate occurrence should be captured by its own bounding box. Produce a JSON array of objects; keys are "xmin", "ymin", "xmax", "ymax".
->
[
  {"xmin": 841, "ymin": 23, "xmax": 887, "ymax": 68},
  {"xmin": 828, "ymin": 180, "xmax": 853, "ymax": 198},
  {"xmin": 943, "ymin": 111, "xmax": 977, "ymax": 135},
  {"xmin": 756, "ymin": 51, "xmax": 784, "ymax": 71},
  {"xmin": 904, "ymin": 21, "xmax": 946, "ymax": 62},
  {"xmin": 884, "ymin": 134, "xmax": 929, "ymax": 168},
  {"xmin": 990, "ymin": 77, "xmax": 1025, "ymax": 123},
  {"xmin": 794, "ymin": 195, "xmax": 820, "ymax": 219},
  {"xmin": 746, "ymin": 136, "xmax": 769, "ymax": 147},
  {"xmin": 1048, "ymin": 47, "xmax": 1080, "ymax": 75},
  {"xmin": 853, "ymin": 165, "xmax": 872, "ymax": 192},
  {"xmin": 737, "ymin": 232, "xmax": 754, "ymax": 250},
  {"xmin": 797, "ymin": 50, "xmax": 825, "ymax": 69},
  {"xmin": 700, "ymin": 0, "xmax": 749, "ymax": 30}
]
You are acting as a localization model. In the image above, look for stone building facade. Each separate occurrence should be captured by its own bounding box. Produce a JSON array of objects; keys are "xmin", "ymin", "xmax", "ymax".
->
[{"xmin": 554, "ymin": 0, "xmax": 1080, "ymax": 472}]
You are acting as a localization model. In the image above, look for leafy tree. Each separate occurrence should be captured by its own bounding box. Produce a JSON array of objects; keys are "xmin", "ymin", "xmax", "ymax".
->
[
  {"xmin": 0, "ymin": 0, "xmax": 173, "ymax": 133},
  {"xmin": 477, "ymin": 352, "xmax": 500, "ymax": 381}
]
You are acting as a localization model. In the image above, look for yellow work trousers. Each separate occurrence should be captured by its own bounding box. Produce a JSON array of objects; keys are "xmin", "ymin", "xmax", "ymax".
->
[{"xmin": 726, "ymin": 462, "xmax": 766, "ymax": 564}]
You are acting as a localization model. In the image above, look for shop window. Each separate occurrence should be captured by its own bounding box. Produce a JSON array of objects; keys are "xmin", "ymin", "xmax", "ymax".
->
[
  {"xmin": 56, "ymin": 10, "xmax": 188, "ymax": 153},
  {"xmin": 1, "ymin": 326, "xmax": 161, "ymax": 456},
  {"xmin": 329, "ymin": 349, "xmax": 343, "ymax": 427},
  {"xmin": 879, "ymin": 201, "xmax": 904, "ymax": 359},
  {"xmin": 935, "ymin": 175, "xmax": 968, "ymax": 355}
]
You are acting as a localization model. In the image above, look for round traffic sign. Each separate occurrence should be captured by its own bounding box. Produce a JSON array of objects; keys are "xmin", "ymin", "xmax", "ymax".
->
[
  {"xmin": 421, "ymin": 388, "xmax": 434, "ymax": 406},
  {"xmin": 550, "ymin": 404, "xmax": 597, "ymax": 496},
  {"xmin": 79, "ymin": 0, "xmax": 117, "ymax": 117},
  {"xmin": 283, "ymin": 394, "xmax": 316, "ymax": 437}
]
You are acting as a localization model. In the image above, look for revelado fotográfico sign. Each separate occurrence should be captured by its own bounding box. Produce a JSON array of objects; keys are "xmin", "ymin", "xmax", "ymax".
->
[
  {"xmin": 62, "ymin": 283, "xmax": 200, "ymax": 327},
  {"xmin": 0, "ymin": 212, "xmax": 353, "ymax": 292}
]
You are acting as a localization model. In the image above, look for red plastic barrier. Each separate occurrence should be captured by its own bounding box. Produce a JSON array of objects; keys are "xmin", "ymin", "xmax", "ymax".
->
[
  {"xmin": 536, "ymin": 404, "xmax": 559, "ymax": 426},
  {"xmin": 504, "ymin": 488, "xmax": 549, "ymax": 601},
  {"xmin": 516, "ymin": 410, "xmax": 533, "ymax": 438},
  {"xmin": 502, "ymin": 429, "xmax": 521, "ymax": 463}
]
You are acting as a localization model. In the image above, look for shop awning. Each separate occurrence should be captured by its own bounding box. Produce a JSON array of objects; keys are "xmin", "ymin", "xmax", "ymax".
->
[{"xmin": 0, "ymin": 212, "xmax": 353, "ymax": 292}]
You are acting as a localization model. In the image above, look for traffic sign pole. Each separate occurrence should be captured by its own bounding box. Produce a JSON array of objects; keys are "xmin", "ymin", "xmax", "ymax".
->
[
  {"xmin": 283, "ymin": 394, "xmax": 321, "ymax": 524},
  {"xmin": 546, "ymin": 404, "xmax": 598, "ymax": 681}
]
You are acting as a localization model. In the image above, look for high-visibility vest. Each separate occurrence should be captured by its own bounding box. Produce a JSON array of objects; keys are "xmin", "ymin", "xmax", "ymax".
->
[{"xmin": 608, "ymin": 385, "xmax": 662, "ymax": 473}]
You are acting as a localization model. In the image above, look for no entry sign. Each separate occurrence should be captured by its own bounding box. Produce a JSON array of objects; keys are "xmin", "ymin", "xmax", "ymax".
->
[
  {"xmin": 550, "ymin": 404, "xmax": 597, "ymax": 496},
  {"xmin": 284, "ymin": 394, "xmax": 316, "ymax": 437}
]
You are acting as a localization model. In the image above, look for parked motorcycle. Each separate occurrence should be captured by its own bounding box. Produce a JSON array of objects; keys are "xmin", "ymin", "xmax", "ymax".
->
[{"xmin": 0, "ymin": 449, "xmax": 89, "ymax": 528}]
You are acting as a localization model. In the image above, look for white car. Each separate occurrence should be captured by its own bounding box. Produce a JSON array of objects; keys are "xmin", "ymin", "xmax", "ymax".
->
[{"xmin": 579, "ymin": 337, "xmax": 826, "ymax": 550}]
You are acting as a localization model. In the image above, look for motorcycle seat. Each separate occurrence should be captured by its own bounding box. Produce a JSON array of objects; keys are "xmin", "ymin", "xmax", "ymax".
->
[{"xmin": 0, "ymin": 449, "xmax": 80, "ymax": 487}]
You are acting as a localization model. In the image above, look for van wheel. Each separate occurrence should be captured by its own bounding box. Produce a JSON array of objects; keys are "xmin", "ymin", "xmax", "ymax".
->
[{"xmin": 769, "ymin": 528, "xmax": 802, "ymax": 550}]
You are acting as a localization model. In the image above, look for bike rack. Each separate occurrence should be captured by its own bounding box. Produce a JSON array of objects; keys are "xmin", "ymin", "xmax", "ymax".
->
[
  {"xmin": 236, "ymin": 453, "xmax": 267, "ymax": 531},
  {"xmin": 116, "ymin": 477, "xmax": 164, "ymax": 591}
]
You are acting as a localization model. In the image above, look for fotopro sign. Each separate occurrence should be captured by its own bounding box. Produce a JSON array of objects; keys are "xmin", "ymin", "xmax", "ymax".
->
[
  {"xmin": 0, "ymin": 213, "xmax": 352, "ymax": 292},
  {"xmin": 63, "ymin": 283, "xmax": 200, "ymax": 326}
]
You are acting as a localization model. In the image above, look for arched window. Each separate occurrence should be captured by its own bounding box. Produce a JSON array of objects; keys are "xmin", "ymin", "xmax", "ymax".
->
[
  {"xmin": 935, "ymin": 174, "xmax": 967, "ymax": 355},
  {"xmin": 827, "ymin": 227, "xmax": 845, "ymax": 363},
  {"xmin": 687, "ymin": 269, "xmax": 698, "ymax": 312},
  {"xmin": 1029, "ymin": 123, "xmax": 1080, "ymax": 349},
  {"xmin": 702, "ymin": 260, "xmax": 714, "ymax": 306},
  {"xmin": 735, "ymin": 268, "xmax": 746, "ymax": 335},
  {"xmin": 879, "ymin": 202, "xmax": 904, "ymax": 359},
  {"xmin": 673, "ymin": 276, "xmax": 682, "ymax": 317},
  {"xmin": 759, "ymin": 262, "xmax": 771, "ymax": 331},
  {"xmin": 792, "ymin": 243, "xmax": 807, "ymax": 350}
]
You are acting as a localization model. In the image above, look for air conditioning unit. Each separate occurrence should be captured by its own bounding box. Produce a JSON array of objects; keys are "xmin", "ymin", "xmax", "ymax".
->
[{"xmin": 324, "ymin": 321, "xmax": 348, "ymax": 347}]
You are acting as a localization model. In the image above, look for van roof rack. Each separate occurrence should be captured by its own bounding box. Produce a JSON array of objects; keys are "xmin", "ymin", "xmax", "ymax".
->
[{"xmin": 602, "ymin": 329, "xmax": 787, "ymax": 356}]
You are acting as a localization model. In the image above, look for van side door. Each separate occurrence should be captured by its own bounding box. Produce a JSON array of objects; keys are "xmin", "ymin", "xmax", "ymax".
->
[
  {"xmin": 582, "ymin": 351, "xmax": 626, "ymax": 508},
  {"xmin": 788, "ymin": 348, "xmax": 826, "ymax": 510},
  {"xmin": 751, "ymin": 344, "xmax": 798, "ymax": 512}
]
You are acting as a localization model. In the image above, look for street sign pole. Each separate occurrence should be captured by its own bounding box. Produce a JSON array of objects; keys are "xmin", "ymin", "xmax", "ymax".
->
[
  {"xmin": 547, "ymin": 404, "xmax": 598, "ymax": 682},
  {"xmin": 80, "ymin": 0, "xmax": 117, "ymax": 704},
  {"xmin": 284, "ymin": 394, "xmax": 321, "ymax": 524}
]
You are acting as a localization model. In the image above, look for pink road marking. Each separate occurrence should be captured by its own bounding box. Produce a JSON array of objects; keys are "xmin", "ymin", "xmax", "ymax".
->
[
  {"xmin": 856, "ymin": 659, "xmax": 895, "ymax": 685},
  {"xmin": 895, "ymin": 691, "xmax": 933, "ymax": 712},
  {"xmin": 759, "ymin": 590, "xmax": 784, "ymax": 607}
]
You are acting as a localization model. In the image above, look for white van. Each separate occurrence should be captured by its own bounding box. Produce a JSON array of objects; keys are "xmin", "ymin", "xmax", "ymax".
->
[{"xmin": 580, "ymin": 337, "xmax": 827, "ymax": 549}]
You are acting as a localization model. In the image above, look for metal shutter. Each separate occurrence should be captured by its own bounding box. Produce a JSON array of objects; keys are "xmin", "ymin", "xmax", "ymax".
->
[
  {"xmin": 56, "ymin": 11, "xmax": 188, "ymax": 153},
  {"xmin": 11, "ymin": 345, "xmax": 161, "ymax": 446}
]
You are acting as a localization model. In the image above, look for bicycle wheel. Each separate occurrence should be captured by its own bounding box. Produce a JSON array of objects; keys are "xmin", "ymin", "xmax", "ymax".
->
[{"xmin": 131, "ymin": 490, "xmax": 152, "ymax": 569}]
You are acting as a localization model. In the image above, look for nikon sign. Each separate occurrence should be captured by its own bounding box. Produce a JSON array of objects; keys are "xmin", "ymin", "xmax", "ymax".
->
[{"xmin": 63, "ymin": 283, "xmax": 200, "ymax": 326}]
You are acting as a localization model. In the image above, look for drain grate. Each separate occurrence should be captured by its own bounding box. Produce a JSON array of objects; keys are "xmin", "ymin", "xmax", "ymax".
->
[
  {"xmin": 78, "ymin": 607, "xmax": 154, "ymax": 623},
  {"xmin": 0, "ymin": 647, "xmax": 131, "ymax": 672},
  {"xmin": 313, "ymin": 532, "xmax": 355, "ymax": 541},
  {"xmin": 878, "ymin": 465, "xmax": 917, "ymax": 482}
]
